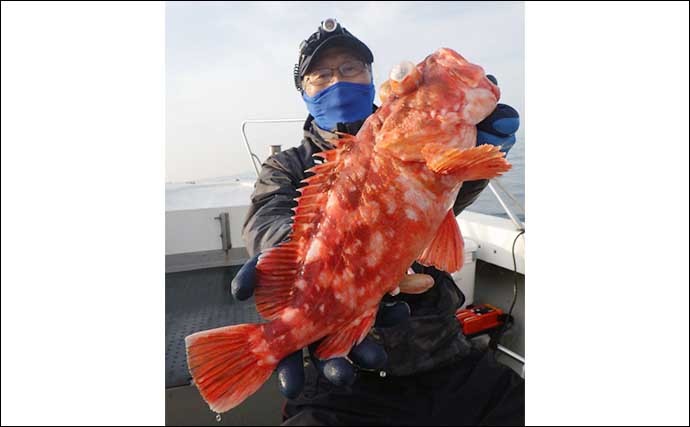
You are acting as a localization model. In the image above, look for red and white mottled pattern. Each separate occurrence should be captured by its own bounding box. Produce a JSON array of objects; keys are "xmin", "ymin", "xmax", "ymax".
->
[
  {"xmin": 184, "ymin": 47, "xmax": 512, "ymax": 414},
  {"xmin": 253, "ymin": 47, "xmax": 505, "ymax": 363}
]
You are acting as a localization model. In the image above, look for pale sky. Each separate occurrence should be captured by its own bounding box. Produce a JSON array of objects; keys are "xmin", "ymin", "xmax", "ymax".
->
[{"xmin": 166, "ymin": 1, "xmax": 524, "ymax": 183}]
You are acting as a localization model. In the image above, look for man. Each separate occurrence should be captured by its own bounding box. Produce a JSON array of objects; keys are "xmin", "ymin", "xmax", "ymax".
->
[{"xmin": 233, "ymin": 19, "xmax": 524, "ymax": 426}]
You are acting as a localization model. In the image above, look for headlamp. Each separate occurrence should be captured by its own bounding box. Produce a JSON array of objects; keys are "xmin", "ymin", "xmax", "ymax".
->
[{"xmin": 293, "ymin": 18, "xmax": 373, "ymax": 92}]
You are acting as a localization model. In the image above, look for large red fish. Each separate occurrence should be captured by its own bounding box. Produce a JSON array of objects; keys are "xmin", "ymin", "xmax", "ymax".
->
[{"xmin": 185, "ymin": 47, "xmax": 511, "ymax": 414}]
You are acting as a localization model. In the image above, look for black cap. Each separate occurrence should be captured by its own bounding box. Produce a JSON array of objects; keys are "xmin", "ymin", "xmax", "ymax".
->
[{"xmin": 294, "ymin": 18, "xmax": 373, "ymax": 92}]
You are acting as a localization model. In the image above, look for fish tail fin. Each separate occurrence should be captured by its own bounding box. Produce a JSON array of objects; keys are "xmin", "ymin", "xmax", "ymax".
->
[{"xmin": 185, "ymin": 323, "xmax": 275, "ymax": 414}]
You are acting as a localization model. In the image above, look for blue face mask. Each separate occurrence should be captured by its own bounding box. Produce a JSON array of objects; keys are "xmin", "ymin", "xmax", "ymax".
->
[{"xmin": 302, "ymin": 81, "xmax": 375, "ymax": 132}]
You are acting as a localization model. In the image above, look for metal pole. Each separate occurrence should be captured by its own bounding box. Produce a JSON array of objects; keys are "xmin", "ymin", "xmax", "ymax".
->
[
  {"xmin": 491, "ymin": 178, "xmax": 525, "ymax": 214},
  {"xmin": 488, "ymin": 182, "xmax": 525, "ymax": 231},
  {"xmin": 241, "ymin": 121, "xmax": 261, "ymax": 177},
  {"xmin": 241, "ymin": 119, "xmax": 303, "ymax": 178},
  {"xmin": 496, "ymin": 344, "xmax": 525, "ymax": 364}
]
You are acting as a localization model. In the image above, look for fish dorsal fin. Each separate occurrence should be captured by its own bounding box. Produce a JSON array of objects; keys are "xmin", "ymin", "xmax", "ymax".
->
[
  {"xmin": 254, "ymin": 136, "xmax": 355, "ymax": 321},
  {"xmin": 417, "ymin": 210, "xmax": 464, "ymax": 273}
]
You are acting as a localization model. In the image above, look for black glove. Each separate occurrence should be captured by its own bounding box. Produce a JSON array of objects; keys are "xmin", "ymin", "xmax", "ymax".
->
[{"xmin": 477, "ymin": 75, "xmax": 520, "ymax": 154}]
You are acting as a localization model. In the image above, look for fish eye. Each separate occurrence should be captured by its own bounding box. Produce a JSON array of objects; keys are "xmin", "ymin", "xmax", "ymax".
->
[{"xmin": 390, "ymin": 61, "xmax": 416, "ymax": 82}]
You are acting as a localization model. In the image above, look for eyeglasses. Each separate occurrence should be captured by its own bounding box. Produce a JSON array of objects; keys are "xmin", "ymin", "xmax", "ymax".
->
[{"xmin": 304, "ymin": 60, "xmax": 368, "ymax": 87}]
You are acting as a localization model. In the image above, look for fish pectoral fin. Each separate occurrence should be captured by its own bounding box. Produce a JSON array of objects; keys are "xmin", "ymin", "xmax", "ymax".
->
[
  {"xmin": 421, "ymin": 143, "xmax": 511, "ymax": 180},
  {"xmin": 313, "ymin": 309, "xmax": 377, "ymax": 360},
  {"xmin": 417, "ymin": 210, "xmax": 464, "ymax": 273}
]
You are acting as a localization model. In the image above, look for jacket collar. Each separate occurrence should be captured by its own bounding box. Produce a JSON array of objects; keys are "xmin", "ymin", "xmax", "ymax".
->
[{"xmin": 302, "ymin": 104, "xmax": 378, "ymax": 151}]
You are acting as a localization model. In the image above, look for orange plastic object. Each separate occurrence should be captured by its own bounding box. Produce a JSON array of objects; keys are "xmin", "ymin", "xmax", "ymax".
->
[{"xmin": 455, "ymin": 304, "xmax": 504, "ymax": 336}]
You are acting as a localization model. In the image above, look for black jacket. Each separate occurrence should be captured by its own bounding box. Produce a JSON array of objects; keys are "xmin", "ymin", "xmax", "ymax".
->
[{"xmin": 241, "ymin": 112, "xmax": 490, "ymax": 376}]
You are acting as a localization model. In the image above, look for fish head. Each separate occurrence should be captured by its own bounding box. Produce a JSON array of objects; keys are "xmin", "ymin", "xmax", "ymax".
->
[{"xmin": 373, "ymin": 48, "xmax": 500, "ymax": 162}]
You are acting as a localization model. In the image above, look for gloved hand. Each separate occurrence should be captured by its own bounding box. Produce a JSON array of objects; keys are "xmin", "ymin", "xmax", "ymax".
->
[
  {"xmin": 477, "ymin": 75, "xmax": 520, "ymax": 155},
  {"xmin": 231, "ymin": 253, "xmax": 432, "ymax": 398}
]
